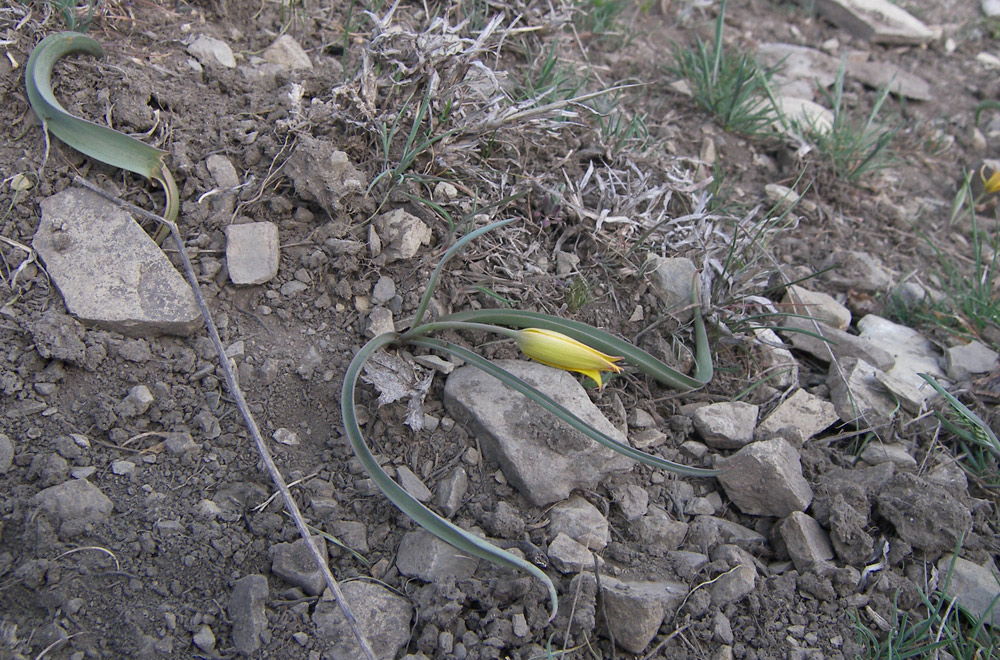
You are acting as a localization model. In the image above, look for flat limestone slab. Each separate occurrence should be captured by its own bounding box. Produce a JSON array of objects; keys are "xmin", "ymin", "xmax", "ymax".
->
[
  {"xmin": 34, "ymin": 189, "xmax": 202, "ymax": 337},
  {"xmin": 814, "ymin": 0, "xmax": 936, "ymax": 45}
]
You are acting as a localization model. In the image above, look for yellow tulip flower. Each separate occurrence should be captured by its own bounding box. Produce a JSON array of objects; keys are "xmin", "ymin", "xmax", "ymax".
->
[
  {"xmin": 981, "ymin": 163, "xmax": 1000, "ymax": 195},
  {"xmin": 516, "ymin": 328, "xmax": 623, "ymax": 388}
]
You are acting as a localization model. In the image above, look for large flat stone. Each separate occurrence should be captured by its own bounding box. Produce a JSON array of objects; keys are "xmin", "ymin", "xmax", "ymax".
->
[
  {"xmin": 814, "ymin": 0, "xmax": 937, "ymax": 44},
  {"xmin": 443, "ymin": 360, "xmax": 632, "ymax": 506},
  {"xmin": 34, "ymin": 189, "xmax": 201, "ymax": 336}
]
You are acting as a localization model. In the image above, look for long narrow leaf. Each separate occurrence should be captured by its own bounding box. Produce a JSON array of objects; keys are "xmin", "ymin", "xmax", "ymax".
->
[
  {"xmin": 342, "ymin": 333, "xmax": 559, "ymax": 620},
  {"xmin": 408, "ymin": 336, "xmax": 721, "ymax": 478}
]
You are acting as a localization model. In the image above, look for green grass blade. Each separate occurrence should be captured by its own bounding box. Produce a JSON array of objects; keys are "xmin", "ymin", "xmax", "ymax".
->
[
  {"xmin": 408, "ymin": 336, "xmax": 721, "ymax": 477},
  {"xmin": 342, "ymin": 332, "xmax": 558, "ymax": 620}
]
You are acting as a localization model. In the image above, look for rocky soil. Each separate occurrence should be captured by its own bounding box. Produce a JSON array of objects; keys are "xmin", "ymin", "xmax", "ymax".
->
[{"xmin": 2, "ymin": 0, "xmax": 1000, "ymax": 659}]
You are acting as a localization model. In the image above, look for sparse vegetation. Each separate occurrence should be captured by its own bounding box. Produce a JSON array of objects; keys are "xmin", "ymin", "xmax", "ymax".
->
[
  {"xmin": 669, "ymin": 0, "xmax": 779, "ymax": 138},
  {"xmin": 789, "ymin": 59, "xmax": 900, "ymax": 182}
]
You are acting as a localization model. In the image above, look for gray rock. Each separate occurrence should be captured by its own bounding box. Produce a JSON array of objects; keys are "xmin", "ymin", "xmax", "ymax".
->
[
  {"xmin": 280, "ymin": 280, "xmax": 308, "ymax": 297},
  {"xmin": 118, "ymin": 384, "xmax": 153, "ymax": 417},
  {"xmin": 443, "ymin": 360, "xmax": 632, "ymax": 506},
  {"xmin": 756, "ymin": 389, "xmax": 838, "ymax": 446},
  {"xmin": 547, "ymin": 533, "xmax": 602, "ymax": 574},
  {"xmin": 927, "ymin": 459, "xmax": 968, "ymax": 495},
  {"xmin": 610, "ymin": 483, "xmax": 649, "ymax": 521},
  {"xmin": 717, "ymin": 438, "xmax": 813, "ymax": 517},
  {"xmin": 371, "ymin": 276, "xmax": 396, "ymax": 306},
  {"xmin": 284, "ymin": 136, "xmax": 366, "ymax": 213},
  {"xmin": 395, "ymin": 466, "xmax": 432, "ymax": 503},
  {"xmin": 635, "ymin": 506, "xmax": 688, "ymax": 555},
  {"xmin": 205, "ymin": 154, "xmax": 240, "ymax": 189},
  {"xmin": 773, "ymin": 95, "xmax": 834, "ymax": 134},
  {"xmin": 396, "ymin": 530, "xmax": 477, "ymax": 582},
  {"xmin": 261, "ymin": 34, "xmax": 312, "ymax": 69},
  {"xmin": 876, "ymin": 473, "xmax": 972, "ymax": 554},
  {"xmin": 692, "ymin": 401, "xmax": 759, "ymax": 449},
  {"xmin": 34, "ymin": 189, "xmax": 201, "ymax": 336},
  {"xmin": 710, "ymin": 565, "xmax": 757, "ymax": 606},
  {"xmin": 327, "ymin": 520, "xmax": 369, "ymax": 554},
  {"xmin": 667, "ymin": 550, "xmax": 709, "ymax": 579},
  {"xmin": 28, "ymin": 452, "xmax": 68, "ymax": 487},
  {"xmin": 686, "ymin": 515, "xmax": 767, "ymax": 552},
  {"xmin": 373, "ymin": 209, "xmax": 432, "ymax": 262},
  {"xmin": 782, "ymin": 315, "xmax": 894, "ymax": 369},
  {"xmin": 599, "ymin": 576, "xmax": 687, "ymax": 654},
  {"xmin": 549, "ymin": 496, "xmax": 609, "ymax": 550},
  {"xmin": 645, "ymin": 256, "xmax": 697, "ymax": 321},
  {"xmin": 555, "ymin": 250, "xmax": 580, "ymax": 276},
  {"xmin": 937, "ymin": 555, "xmax": 1000, "ymax": 627},
  {"xmin": 813, "ymin": 0, "xmax": 936, "ymax": 44},
  {"xmin": 628, "ymin": 408, "xmax": 657, "ymax": 428},
  {"xmin": 192, "ymin": 625, "xmax": 216, "ymax": 653},
  {"xmin": 713, "ymin": 612, "xmax": 735, "ymax": 644},
  {"xmin": 846, "ymin": 58, "xmax": 931, "ymax": 101},
  {"xmin": 945, "ymin": 340, "xmax": 999, "ymax": 381},
  {"xmin": 828, "ymin": 494, "xmax": 874, "ymax": 565},
  {"xmin": 229, "ymin": 574, "xmax": 269, "ymax": 656},
  {"xmin": 436, "ymin": 467, "xmax": 468, "ymax": 517},
  {"xmin": 188, "ymin": 35, "xmax": 236, "ymax": 67},
  {"xmin": 778, "ymin": 512, "xmax": 835, "ymax": 572},
  {"xmin": 30, "ymin": 479, "xmax": 112, "ymax": 538},
  {"xmin": 756, "ymin": 43, "xmax": 839, "ymax": 99},
  {"xmin": 893, "ymin": 281, "xmax": 926, "ymax": 309},
  {"xmin": 111, "ymin": 459, "xmax": 136, "ymax": 476},
  {"xmin": 365, "ymin": 307, "xmax": 395, "ymax": 337},
  {"xmin": 752, "ymin": 327, "xmax": 799, "ymax": 388},
  {"xmin": 784, "ymin": 285, "xmax": 851, "ymax": 331},
  {"xmin": 270, "ymin": 536, "xmax": 328, "ymax": 596},
  {"xmin": 0, "ymin": 433, "xmax": 12, "ymax": 474},
  {"xmin": 827, "ymin": 358, "xmax": 897, "ymax": 426},
  {"xmin": 985, "ymin": 0, "xmax": 1000, "ymax": 18},
  {"xmin": 859, "ymin": 443, "xmax": 916, "ymax": 470},
  {"xmin": 857, "ymin": 315, "xmax": 944, "ymax": 412},
  {"xmin": 821, "ymin": 250, "xmax": 892, "ymax": 292},
  {"xmin": 312, "ymin": 580, "xmax": 412, "ymax": 660}
]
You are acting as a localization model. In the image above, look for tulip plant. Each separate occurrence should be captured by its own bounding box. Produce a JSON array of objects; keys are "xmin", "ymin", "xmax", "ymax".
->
[{"xmin": 342, "ymin": 218, "xmax": 720, "ymax": 620}]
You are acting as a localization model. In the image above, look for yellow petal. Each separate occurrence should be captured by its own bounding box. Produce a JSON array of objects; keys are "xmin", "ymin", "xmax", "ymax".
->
[
  {"xmin": 516, "ymin": 328, "xmax": 623, "ymax": 387},
  {"xmin": 981, "ymin": 164, "xmax": 1000, "ymax": 195}
]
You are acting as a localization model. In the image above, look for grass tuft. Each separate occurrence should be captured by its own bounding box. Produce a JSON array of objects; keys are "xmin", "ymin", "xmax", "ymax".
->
[
  {"xmin": 669, "ymin": 0, "xmax": 779, "ymax": 138},
  {"xmin": 789, "ymin": 59, "xmax": 900, "ymax": 182}
]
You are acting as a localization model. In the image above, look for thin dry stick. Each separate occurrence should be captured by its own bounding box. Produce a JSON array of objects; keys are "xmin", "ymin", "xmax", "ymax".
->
[{"xmin": 72, "ymin": 177, "xmax": 378, "ymax": 660}]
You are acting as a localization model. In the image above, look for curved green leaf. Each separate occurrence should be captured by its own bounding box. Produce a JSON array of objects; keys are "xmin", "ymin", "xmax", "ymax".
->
[
  {"xmin": 25, "ymin": 31, "xmax": 178, "ymax": 222},
  {"xmin": 341, "ymin": 333, "xmax": 559, "ymax": 620}
]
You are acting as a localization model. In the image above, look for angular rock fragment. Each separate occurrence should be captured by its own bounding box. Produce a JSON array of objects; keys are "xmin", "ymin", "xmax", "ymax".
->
[
  {"xmin": 778, "ymin": 511, "xmax": 835, "ymax": 571},
  {"xmin": 716, "ymin": 439, "xmax": 813, "ymax": 517},
  {"xmin": 396, "ymin": 530, "xmax": 477, "ymax": 582},
  {"xmin": 312, "ymin": 581, "xmax": 412, "ymax": 660},
  {"xmin": 692, "ymin": 402, "xmax": 759, "ymax": 449},
  {"xmin": 30, "ymin": 479, "xmax": 113, "ymax": 538},
  {"xmin": 34, "ymin": 189, "xmax": 201, "ymax": 336},
  {"xmin": 876, "ymin": 473, "xmax": 972, "ymax": 554},
  {"xmin": 599, "ymin": 576, "xmax": 687, "ymax": 654},
  {"xmin": 814, "ymin": 0, "xmax": 937, "ymax": 44},
  {"xmin": 826, "ymin": 357, "xmax": 896, "ymax": 426},
  {"xmin": 226, "ymin": 222, "xmax": 279, "ymax": 285},
  {"xmin": 270, "ymin": 536, "xmax": 328, "ymax": 596},
  {"xmin": 230, "ymin": 574, "xmax": 269, "ymax": 656},
  {"xmin": 443, "ymin": 360, "xmax": 632, "ymax": 506},
  {"xmin": 756, "ymin": 389, "xmax": 838, "ymax": 446}
]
